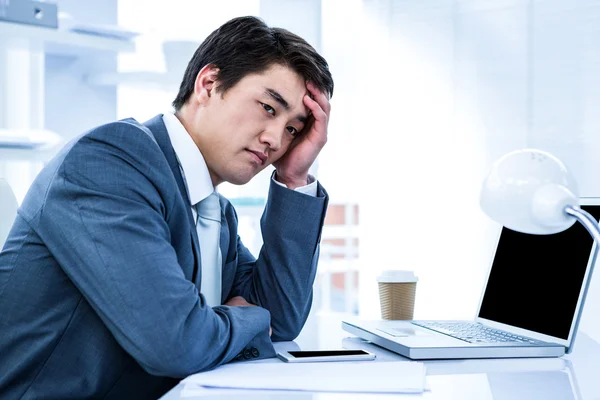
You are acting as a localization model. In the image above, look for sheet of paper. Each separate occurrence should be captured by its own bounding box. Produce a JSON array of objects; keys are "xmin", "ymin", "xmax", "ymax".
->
[
  {"xmin": 180, "ymin": 384, "xmax": 302, "ymax": 398},
  {"xmin": 182, "ymin": 360, "xmax": 426, "ymax": 394},
  {"xmin": 180, "ymin": 381, "xmax": 432, "ymax": 398}
]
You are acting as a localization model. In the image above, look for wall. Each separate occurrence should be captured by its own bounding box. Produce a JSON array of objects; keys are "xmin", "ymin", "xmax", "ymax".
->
[
  {"xmin": 0, "ymin": 0, "xmax": 120, "ymax": 202},
  {"xmin": 45, "ymin": 0, "xmax": 119, "ymax": 141},
  {"xmin": 318, "ymin": 0, "xmax": 600, "ymax": 344}
]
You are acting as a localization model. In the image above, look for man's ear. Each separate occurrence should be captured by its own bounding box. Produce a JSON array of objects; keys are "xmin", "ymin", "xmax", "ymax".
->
[{"xmin": 193, "ymin": 64, "xmax": 220, "ymax": 105}]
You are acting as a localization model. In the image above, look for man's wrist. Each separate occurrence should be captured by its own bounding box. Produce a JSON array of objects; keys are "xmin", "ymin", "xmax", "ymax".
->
[{"xmin": 274, "ymin": 172, "xmax": 308, "ymax": 190}]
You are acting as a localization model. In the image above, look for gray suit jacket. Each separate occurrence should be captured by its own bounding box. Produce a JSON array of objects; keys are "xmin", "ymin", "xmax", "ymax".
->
[{"xmin": 0, "ymin": 115, "xmax": 328, "ymax": 399}]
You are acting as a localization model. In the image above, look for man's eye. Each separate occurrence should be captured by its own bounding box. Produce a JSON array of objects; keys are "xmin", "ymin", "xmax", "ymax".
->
[
  {"xmin": 287, "ymin": 126, "xmax": 298, "ymax": 136},
  {"xmin": 262, "ymin": 103, "xmax": 275, "ymax": 115}
]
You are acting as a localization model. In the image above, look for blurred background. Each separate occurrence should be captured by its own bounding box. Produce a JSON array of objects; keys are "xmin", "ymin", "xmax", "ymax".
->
[{"xmin": 1, "ymin": 0, "xmax": 600, "ymax": 344}]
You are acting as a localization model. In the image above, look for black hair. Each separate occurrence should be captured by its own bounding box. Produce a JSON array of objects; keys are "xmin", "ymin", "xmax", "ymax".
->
[{"xmin": 172, "ymin": 16, "xmax": 334, "ymax": 110}]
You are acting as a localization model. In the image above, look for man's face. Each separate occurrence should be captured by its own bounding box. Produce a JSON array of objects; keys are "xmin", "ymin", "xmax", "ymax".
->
[{"xmin": 193, "ymin": 64, "xmax": 309, "ymax": 186}]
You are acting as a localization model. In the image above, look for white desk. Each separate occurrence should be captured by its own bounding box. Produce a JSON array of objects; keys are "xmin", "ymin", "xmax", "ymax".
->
[{"xmin": 160, "ymin": 313, "xmax": 600, "ymax": 399}]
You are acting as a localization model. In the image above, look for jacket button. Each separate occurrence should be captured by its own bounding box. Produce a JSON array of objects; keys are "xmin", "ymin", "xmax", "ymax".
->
[
  {"xmin": 243, "ymin": 348, "xmax": 252, "ymax": 359},
  {"xmin": 235, "ymin": 353, "xmax": 244, "ymax": 362},
  {"xmin": 251, "ymin": 347, "xmax": 259, "ymax": 358}
]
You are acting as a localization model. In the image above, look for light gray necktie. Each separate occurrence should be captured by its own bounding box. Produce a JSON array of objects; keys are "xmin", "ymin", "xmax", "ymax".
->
[{"xmin": 195, "ymin": 192, "xmax": 222, "ymax": 306}]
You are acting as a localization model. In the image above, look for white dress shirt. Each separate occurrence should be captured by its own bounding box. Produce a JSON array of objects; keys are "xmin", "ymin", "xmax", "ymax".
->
[{"xmin": 162, "ymin": 112, "xmax": 318, "ymax": 303}]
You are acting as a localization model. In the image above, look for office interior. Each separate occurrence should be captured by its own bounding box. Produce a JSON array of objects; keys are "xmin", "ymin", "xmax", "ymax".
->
[{"xmin": 1, "ymin": 0, "xmax": 599, "ymax": 370}]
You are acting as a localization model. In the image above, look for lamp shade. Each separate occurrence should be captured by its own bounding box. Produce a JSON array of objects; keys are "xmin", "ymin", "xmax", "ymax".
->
[{"xmin": 480, "ymin": 149, "xmax": 579, "ymax": 234}]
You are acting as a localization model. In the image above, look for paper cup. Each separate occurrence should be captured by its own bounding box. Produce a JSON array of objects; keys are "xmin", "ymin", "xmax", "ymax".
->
[{"xmin": 377, "ymin": 270, "xmax": 418, "ymax": 320}]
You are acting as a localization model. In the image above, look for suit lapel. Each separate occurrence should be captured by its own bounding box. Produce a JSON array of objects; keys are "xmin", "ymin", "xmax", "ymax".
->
[{"xmin": 143, "ymin": 114, "xmax": 202, "ymax": 284}]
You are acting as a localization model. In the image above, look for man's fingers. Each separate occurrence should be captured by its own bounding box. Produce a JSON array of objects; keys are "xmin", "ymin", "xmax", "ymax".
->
[
  {"xmin": 303, "ymin": 94, "xmax": 327, "ymax": 123},
  {"xmin": 306, "ymin": 82, "xmax": 331, "ymax": 115}
]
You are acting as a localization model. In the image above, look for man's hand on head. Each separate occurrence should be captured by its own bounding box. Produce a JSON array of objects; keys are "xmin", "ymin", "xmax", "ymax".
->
[
  {"xmin": 224, "ymin": 296, "xmax": 272, "ymax": 336},
  {"xmin": 273, "ymin": 82, "xmax": 331, "ymax": 190}
]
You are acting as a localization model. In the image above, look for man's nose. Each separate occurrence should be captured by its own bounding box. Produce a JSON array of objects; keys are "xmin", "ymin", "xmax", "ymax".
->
[{"xmin": 259, "ymin": 124, "xmax": 284, "ymax": 152}]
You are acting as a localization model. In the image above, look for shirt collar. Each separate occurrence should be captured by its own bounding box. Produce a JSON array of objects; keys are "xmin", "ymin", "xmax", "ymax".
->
[{"xmin": 162, "ymin": 112, "xmax": 214, "ymax": 205}]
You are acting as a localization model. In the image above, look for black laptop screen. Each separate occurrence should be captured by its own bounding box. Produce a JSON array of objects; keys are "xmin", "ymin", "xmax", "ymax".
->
[{"xmin": 478, "ymin": 205, "xmax": 600, "ymax": 340}]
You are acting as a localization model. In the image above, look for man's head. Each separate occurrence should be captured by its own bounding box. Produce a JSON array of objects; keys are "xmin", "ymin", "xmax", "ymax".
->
[
  {"xmin": 173, "ymin": 16, "xmax": 333, "ymax": 110},
  {"xmin": 173, "ymin": 16, "xmax": 334, "ymax": 187}
]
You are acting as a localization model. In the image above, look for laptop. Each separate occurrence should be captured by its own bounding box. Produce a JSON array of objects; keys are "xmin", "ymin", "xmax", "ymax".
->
[{"xmin": 342, "ymin": 198, "xmax": 600, "ymax": 359}]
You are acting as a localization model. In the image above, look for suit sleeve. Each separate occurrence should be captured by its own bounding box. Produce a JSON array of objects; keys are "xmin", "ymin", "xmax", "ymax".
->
[
  {"xmin": 228, "ymin": 175, "xmax": 329, "ymax": 341},
  {"xmin": 35, "ymin": 121, "xmax": 274, "ymax": 378}
]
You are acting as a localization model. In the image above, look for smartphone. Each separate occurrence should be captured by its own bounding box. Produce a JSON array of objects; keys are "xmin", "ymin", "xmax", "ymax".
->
[{"xmin": 276, "ymin": 349, "xmax": 376, "ymax": 363}]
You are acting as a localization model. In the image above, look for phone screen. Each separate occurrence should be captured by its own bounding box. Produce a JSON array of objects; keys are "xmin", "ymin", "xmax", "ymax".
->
[{"xmin": 287, "ymin": 350, "xmax": 369, "ymax": 358}]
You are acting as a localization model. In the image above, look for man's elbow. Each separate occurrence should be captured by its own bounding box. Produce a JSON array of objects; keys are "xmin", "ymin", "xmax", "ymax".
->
[
  {"xmin": 271, "ymin": 330, "xmax": 300, "ymax": 342},
  {"xmin": 137, "ymin": 344, "xmax": 216, "ymax": 378},
  {"xmin": 271, "ymin": 297, "xmax": 313, "ymax": 341},
  {"xmin": 271, "ymin": 316, "xmax": 306, "ymax": 342}
]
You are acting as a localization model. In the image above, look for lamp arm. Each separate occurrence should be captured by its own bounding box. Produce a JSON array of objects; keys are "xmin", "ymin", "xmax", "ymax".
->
[{"xmin": 565, "ymin": 206, "xmax": 600, "ymax": 244}]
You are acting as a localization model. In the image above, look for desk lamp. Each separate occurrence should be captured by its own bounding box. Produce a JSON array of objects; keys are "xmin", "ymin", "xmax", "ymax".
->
[{"xmin": 480, "ymin": 148, "xmax": 600, "ymax": 242}]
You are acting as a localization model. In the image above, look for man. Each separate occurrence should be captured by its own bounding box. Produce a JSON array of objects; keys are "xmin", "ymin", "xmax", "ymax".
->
[{"xmin": 0, "ymin": 16, "xmax": 333, "ymax": 399}]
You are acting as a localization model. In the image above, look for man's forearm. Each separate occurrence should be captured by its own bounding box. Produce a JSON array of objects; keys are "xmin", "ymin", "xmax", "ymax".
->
[{"xmin": 251, "ymin": 180, "xmax": 328, "ymax": 340}]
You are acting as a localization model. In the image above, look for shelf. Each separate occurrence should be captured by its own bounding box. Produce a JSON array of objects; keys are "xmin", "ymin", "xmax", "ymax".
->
[
  {"xmin": 0, "ymin": 20, "xmax": 135, "ymax": 56},
  {"xmin": 0, "ymin": 128, "xmax": 63, "ymax": 161},
  {"xmin": 85, "ymin": 71, "xmax": 179, "ymax": 90},
  {"xmin": 0, "ymin": 145, "xmax": 62, "ymax": 162}
]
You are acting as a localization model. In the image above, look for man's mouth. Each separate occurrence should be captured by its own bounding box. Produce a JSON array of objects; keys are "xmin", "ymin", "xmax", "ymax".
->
[{"xmin": 247, "ymin": 150, "xmax": 267, "ymax": 165}]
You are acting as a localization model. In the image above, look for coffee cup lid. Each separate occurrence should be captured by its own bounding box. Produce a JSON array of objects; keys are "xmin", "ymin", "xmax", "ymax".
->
[{"xmin": 377, "ymin": 270, "xmax": 418, "ymax": 283}]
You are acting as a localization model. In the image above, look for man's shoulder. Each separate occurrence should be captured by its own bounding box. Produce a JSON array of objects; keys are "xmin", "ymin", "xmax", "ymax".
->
[
  {"xmin": 59, "ymin": 116, "xmax": 171, "ymax": 178},
  {"xmin": 81, "ymin": 117, "xmax": 159, "ymax": 147},
  {"xmin": 57, "ymin": 117, "xmax": 165, "ymax": 166}
]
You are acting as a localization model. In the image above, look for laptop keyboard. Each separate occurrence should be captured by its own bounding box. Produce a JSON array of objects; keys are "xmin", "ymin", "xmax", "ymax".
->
[{"xmin": 412, "ymin": 321, "xmax": 540, "ymax": 344}]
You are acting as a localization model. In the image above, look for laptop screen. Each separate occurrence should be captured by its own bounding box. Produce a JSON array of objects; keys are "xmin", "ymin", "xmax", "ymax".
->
[{"xmin": 478, "ymin": 205, "xmax": 600, "ymax": 340}]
